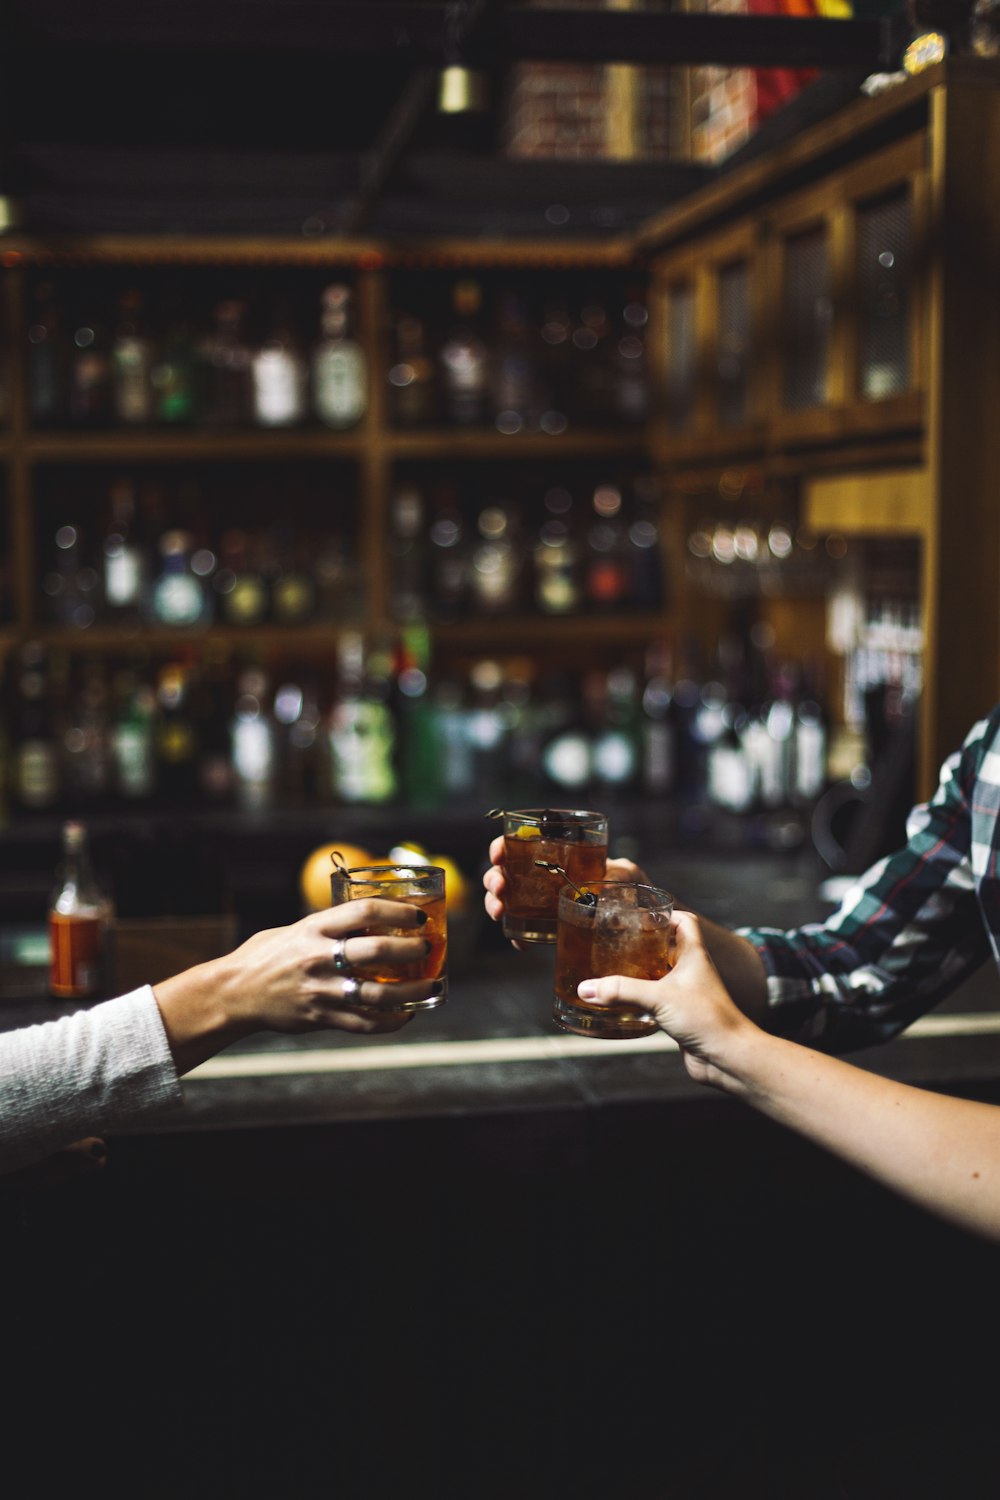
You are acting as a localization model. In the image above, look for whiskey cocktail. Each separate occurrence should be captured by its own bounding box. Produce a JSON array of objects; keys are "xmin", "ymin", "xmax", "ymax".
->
[
  {"xmin": 330, "ymin": 863, "xmax": 447, "ymax": 1008},
  {"xmin": 553, "ymin": 880, "xmax": 674, "ymax": 1039},
  {"xmin": 500, "ymin": 809, "xmax": 608, "ymax": 943}
]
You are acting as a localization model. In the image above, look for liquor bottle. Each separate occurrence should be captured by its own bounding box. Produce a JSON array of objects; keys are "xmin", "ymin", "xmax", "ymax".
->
[
  {"xmin": 388, "ymin": 485, "xmax": 429, "ymax": 623},
  {"xmin": 102, "ymin": 478, "xmax": 145, "ymax": 624},
  {"xmin": 465, "ymin": 658, "xmax": 511, "ymax": 794},
  {"xmin": 538, "ymin": 296, "xmax": 574, "ymax": 432},
  {"xmin": 795, "ymin": 695, "xmax": 828, "ymax": 804},
  {"xmin": 469, "ymin": 503, "xmax": 523, "ymax": 615},
  {"xmin": 313, "ymin": 531, "xmax": 353, "ymax": 622},
  {"xmin": 439, "ymin": 278, "xmax": 489, "ymax": 426},
  {"xmin": 472, "ymin": 659, "xmax": 513, "ymax": 791},
  {"xmin": 590, "ymin": 666, "xmax": 641, "ymax": 799},
  {"xmin": 533, "ymin": 486, "xmax": 582, "ymax": 616},
  {"xmin": 154, "ymin": 662, "xmax": 199, "ymax": 802},
  {"xmin": 627, "ymin": 475, "xmax": 665, "ymax": 610},
  {"xmin": 573, "ymin": 295, "xmax": 614, "ymax": 424},
  {"xmin": 110, "ymin": 668, "xmax": 156, "ymax": 802},
  {"xmin": 149, "ymin": 530, "xmax": 211, "ymax": 628},
  {"xmin": 62, "ymin": 657, "xmax": 113, "ymax": 806},
  {"xmin": 214, "ymin": 528, "xmax": 268, "ymax": 627},
  {"xmin": 706, "ymin": 703, "xmax": 755, "ymax": 815},
  {"xmin": 388, "ymin": 313, "xmax": 437, "ymax": 427},
  {"xmin": 274, "ymin": 676, "xmax": 323, "ymax": 807},
  {"xmin": 268, "ymin": 525, "xmax": 316, "ymax": 626},
  {"xmin": 500, "ymin": 660, "xmax": 543, "ymax": 806},
  {"xmin": 312, "ymin": 283, "xmax": 368, "ymax": 429},
  {"xmin": 491, "ymin": 290, "xmax": 537, "ymax": 433},
  {"xmin": 251, "ymin": 299, "xmax": 307, "ymax": 427},
  {"xmin": 539, "ymin": 672, "xmax": 593, "ymax": 797},
  {"xmin": 43, "ymin": 522, "xmax": 101, "ymax": 631},
  {"xmin": 68, "ymin": 295, "xmax": 113, "ymax": 427},
  {"xmin": 11, "ymin": 642, "xmax": 61, "ymax": 813},
  {"xmin": 326, "ymin": 632, "xmax": 398, "ymax": 805},
  {"xmin": 433, "ymin": 677, "xmax": 475, "ymax": 800},
  {"xmin": 27, "ymin": 279, "xmax": 69, "ymax": 427},
  {"xmin": 48, "ymin": 819, "xmax": 113, "ymax": 1000},
  {"xmin": 428, "ymin": 485, "xmax": 469, "ymax": 621},
  {"xmin": 152, "ymin": 291, "xmax": 199, "ymax": 425},
  {"xmin": 111, "ymin": 287, "xmax": 155, "ymax": 425},
  {"xmin": 396, "ymin": 624, "xmax": 443, "ymax": 810},
  {"xmin": 612, "ymin": 288, "xmax": 649, "ymax": 425},
  {"xmin": 584, "ymin": 483, "xmax": 630, "ymax": 611},
  {"xmin": 640, "ymin": 641, "xmax": 677, "ymax": 797},
  {"xmin": 192, "ymin": 647, "xmax": 235, "ymax": 805},
  {"xmin": 198, "ymin": 297, "xmax": 253, "ymax": 427},
  {"xmin": 231, "ymin": 666, "xmax": 277, "ymax": 811}
]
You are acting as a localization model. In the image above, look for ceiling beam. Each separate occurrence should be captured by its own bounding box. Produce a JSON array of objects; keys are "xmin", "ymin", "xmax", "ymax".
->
[{"xmin": 8, "ymin": 3, "xmax": 903, "ymax": 72}]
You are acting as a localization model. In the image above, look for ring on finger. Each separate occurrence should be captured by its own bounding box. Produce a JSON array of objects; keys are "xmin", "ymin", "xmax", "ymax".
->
[
  {"xmin": 331, "ymin": 937, "xmax": 352, "ymax": 974},
  {"xmin": 341, "ymin": 976, "xmax": 363, "ymax": 1005}
]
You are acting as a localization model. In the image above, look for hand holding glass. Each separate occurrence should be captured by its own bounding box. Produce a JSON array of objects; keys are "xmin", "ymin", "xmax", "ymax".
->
[
  {"xmin": 553, "ymin": 880, "xmax": 674, "ymax": 1039},
  {"xmin": 330, "ymin": 863, "xmax": 448, "ymax": 1009}
]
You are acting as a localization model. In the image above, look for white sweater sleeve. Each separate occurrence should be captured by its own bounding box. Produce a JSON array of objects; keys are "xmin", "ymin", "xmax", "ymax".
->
[{"xmin": 0, "ymin": 985, "xmax": 184, "ymax": 1174}]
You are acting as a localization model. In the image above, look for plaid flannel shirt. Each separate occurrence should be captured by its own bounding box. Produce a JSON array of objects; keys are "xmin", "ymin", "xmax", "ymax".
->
[{"xmin": 739, "ymin": 705, "xmax": 1000, "ymax": 1053}]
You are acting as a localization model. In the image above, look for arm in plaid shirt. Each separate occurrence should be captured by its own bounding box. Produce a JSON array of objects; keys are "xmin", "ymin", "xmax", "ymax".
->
[{"xmin": 737, "ymin": 706, "xmax": 1000, "ymax": 1053}]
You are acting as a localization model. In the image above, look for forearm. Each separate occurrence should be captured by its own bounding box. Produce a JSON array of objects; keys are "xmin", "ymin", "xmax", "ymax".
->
[
  {"xmin": 152, "ymin": 951, "xmax": 250, "ymax": 1075},
  {"xmin": 693, "ymin": 917, "xmax": 769, "ymax": 1026},
  {"xmin": 717, "ymin": 1028, "xmax": 1000, "ymax": 1242}
]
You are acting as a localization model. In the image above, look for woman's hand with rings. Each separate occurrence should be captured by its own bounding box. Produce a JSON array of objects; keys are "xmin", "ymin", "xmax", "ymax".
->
[{"xmin": 154, "ymin": 901, "xmax": 437, "ymax": 1059}]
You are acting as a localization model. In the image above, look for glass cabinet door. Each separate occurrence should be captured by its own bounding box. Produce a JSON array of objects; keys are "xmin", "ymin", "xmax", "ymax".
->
[
  {"xmin": 856, "ymin": 186, "xmax": 913, "ymax": 401},
  {"xmin": 665, "ymin": 281, "xmax": 697, "ymax": 433},
  {"xmin": 716, "ymin": 258, "xmax": 751, "ymax": 428},
  {"xmin": 782, "ymin": 224, "xmax": 831, "ymax": 411}
]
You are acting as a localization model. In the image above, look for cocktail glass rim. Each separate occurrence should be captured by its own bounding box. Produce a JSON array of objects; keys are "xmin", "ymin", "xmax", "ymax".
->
[
  {"xmin": 558, "ymin": 879, "xmax": 675, "ymax": 912},
  {"xmin": 502, "ymin": 808, "xmax": 608, "ymax": 829}
]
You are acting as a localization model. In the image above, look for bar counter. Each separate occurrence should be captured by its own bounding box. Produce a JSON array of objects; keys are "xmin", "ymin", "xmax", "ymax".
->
[
  {"xmin": 5, "ymin": 841, "xmax": 1000, "ymax": 1499},
  {"xmin": 4, "ymin": 841, "xmax": 1000, "ymax": 1143}
]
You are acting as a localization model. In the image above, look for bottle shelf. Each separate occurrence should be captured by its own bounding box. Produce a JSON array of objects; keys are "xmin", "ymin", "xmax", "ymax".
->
[
  {"xmin": 384, "ymin": 428, "xmax": 647, "ymax": 458},
  {"xmin": 14, "ymin": 426, "xmax": 648, "ymax": 463},
  {"xmin": 429, "ymin": 613, "xmax": 668, "ymax": 647},
  {"xmin": 19, "ymin": 614, "xmax": 669, "ymax": 654},
  {"xmin": 23, "ymin": 430, "xmax": 367, "ymax": 463}
]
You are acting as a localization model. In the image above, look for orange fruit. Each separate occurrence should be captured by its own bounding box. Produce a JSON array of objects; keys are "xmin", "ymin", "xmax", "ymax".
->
[
  {"xmin": 430, "ymin": 853, "xmax": 471, "ymax": 913},
  {"xmin": 388, "ymin": 841, "xmax": 471, "ymax": 913},
  {"xmin": 299, "ymin": 841, "xmax": 376, "ymax": 911}
]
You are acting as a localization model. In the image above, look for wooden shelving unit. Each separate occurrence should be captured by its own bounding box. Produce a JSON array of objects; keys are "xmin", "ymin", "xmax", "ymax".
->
[{"xmin": 2, "ymin": 61, "xmax": 1000, "ymax": 797}]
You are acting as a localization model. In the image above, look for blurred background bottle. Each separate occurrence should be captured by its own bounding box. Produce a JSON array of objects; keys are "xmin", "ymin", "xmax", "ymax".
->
[
  {"xmin": 388, "ymin": 313, "xmax": 437, "ymax": 427},
  {"xmin": 199, "ymin": 297, "xmax": 253, "ymax": 427},
  {"xmin": 111, "ymin": 287, "xmax": 155, "ymax": 425},
  {"xmin": 48, "ymin": 819, "xmax": 113, "ymax": 1000},
  {"xmin": 312, "ymin": 283, "xmax": 367, "ymax": 429},
  {"xmin": 252, "ymin": 299, "xmax": 307, "ymax": 427},
  {"xmin": 440, "ymin": 278, "xmax": 488, "ymax": 426}
]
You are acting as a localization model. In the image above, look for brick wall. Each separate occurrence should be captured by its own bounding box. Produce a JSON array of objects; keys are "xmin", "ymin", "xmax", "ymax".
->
[{"xmin": 501, "ymin": 0, "xmax": 685, "ymax": 161}]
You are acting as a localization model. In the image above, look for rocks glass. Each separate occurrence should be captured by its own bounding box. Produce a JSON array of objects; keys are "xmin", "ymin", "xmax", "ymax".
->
[
  {"xmin": 553, "ymin": 880, "xmax": 674, "ymax": 1039},
  {"xmin": 330, "ymin": 862, "xmax": 448, "ymax": 1009},
  {"xmin": 499, "ymin": 808, "xmax": 608, "ymax": 943}
]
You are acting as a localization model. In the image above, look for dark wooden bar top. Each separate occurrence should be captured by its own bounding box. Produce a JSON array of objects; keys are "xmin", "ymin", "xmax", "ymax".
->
[{"xmin": 4, "ymin": 841, "xmax": 1000, "ymax": 1144}]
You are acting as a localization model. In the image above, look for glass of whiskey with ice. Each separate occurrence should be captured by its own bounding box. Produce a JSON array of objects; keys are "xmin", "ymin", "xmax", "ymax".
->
[{"xmin": 553, "ymin": 880, "xmax": 674, "ymax": 1039}]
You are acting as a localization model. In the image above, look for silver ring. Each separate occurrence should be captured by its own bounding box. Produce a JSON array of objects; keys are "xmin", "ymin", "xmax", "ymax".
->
[
  {"xmin": 341, "ymin": 976, "xmax": 363, "ymax": 1005},
  {"xmin": 331, "ymin": 938, "xmax": 352, "ymax": 974}
]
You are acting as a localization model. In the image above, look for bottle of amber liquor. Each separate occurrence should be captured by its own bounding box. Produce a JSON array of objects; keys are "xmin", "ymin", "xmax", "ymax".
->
[{"xmin": 48, "ymin": 820, "xmax": 113, "ymax": 1000}]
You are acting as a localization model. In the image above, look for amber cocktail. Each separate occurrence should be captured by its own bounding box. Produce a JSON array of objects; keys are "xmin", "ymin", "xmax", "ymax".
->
[
  {"xmin": 553, "ymin": 880, "xmax": 674, "ymax": 1039},
  {"xmin": 500, "ymin": 809, "xmax": 608, "ymax": 943},
  {"xmin": 330, "ymin": 863, "xmax": 447, "ymax": 1008}
]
